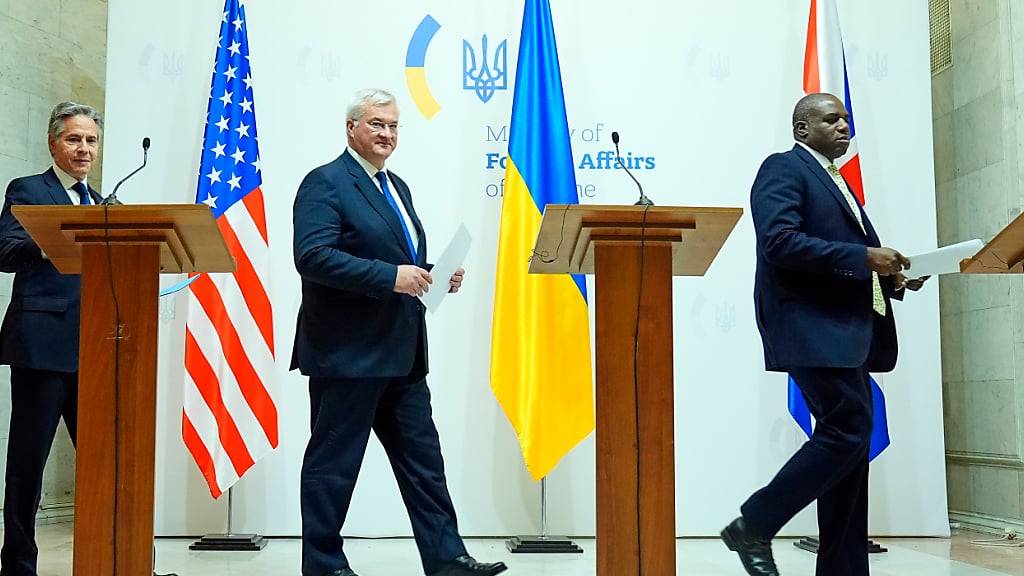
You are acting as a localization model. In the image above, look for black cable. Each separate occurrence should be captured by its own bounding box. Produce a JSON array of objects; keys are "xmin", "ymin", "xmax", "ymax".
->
[
  {"xmin": 530, "ymin": 206, "xmax": 570, "ymax": 265},
  {"xmin": 102, "ymin": 203, "xmax": 122, "ymax": 575},
  {"xmin": 633, "ymin": 203, "xmax": 651, "ymax": 574}
]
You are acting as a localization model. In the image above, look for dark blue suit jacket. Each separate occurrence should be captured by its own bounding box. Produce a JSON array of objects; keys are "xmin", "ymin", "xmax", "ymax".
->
[
  {"xmin": 751, "ymin": 145, "xmax": 901, "ymax": 373},
  {"xmin": 291, "ymin": 150, "xmax": 430, "ymax": 379},
  {"xmin": 0, "ymin": 168, "xmax": 100, "ymax": 373}
]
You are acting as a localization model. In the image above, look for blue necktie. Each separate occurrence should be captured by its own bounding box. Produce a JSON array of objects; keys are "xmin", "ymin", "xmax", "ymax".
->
[
  {"xmin": 375, "ymin": 171, "xmax": 417, "ymax": 261},
  {"xmin": 71, "ymin": 181, "xmax": 91, "ymax": 205}
]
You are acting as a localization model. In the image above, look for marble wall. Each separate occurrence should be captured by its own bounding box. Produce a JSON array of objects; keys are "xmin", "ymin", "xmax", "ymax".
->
[
  {"xmin": 935, "ymin": 0, "xmax": 1024, "ymax": 533},
  {"xmin": 0, "ymin": 0, "xmax": 107, "ymax": 524}
]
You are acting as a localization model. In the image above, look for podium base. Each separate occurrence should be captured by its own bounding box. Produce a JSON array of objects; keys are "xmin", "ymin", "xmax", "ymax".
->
[
  {"xmin": 794, "ymin": 537, "xmax": 887, "ymax": 554},
  {"xmin": 506, "ymin": 536, "xmax": 583, "ymax": 554},
  {"xmin": 189, "ymin": 533, "xmax": 267, "ymax": 551}
]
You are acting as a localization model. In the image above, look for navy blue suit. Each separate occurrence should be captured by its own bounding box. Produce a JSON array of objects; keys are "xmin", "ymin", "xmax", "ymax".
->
[
  {"xmin": 292, "ymin": 150, "xmax": 465, "ymax": 576},
  {"xmin": 752, "ymin": 145, "xmax": 901, "ymax": 373},
  {"xmin": 0, "ymin": 168, "xmax": 99, "ymax": 576},
  {"xmin": 741, "ymin": 146, "xmax": 903, "ymax": 575}
]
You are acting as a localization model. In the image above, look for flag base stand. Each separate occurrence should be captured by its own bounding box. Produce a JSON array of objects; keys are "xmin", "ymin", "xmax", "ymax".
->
[
  {"xmin": 506, "ymin": 478, "xmax": 584, "ymax": 554},
  {"xmin": 794, "ymin": 537, "xmax": 887, "ymax": 554},
  {"xmin": 506, "ymin": 535, "xmax": 583, "ymax": 554},
  {"xmin": 189, "ymin": 489, "xmax": 266, "ymax": 551},
  {"xmin": 189, "ymin": 533, "xmax": 267, "ymax": 551}
]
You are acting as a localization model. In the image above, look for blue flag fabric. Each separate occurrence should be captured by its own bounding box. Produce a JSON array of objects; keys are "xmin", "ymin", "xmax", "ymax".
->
[{"xmin": 787, "ymin": 375, "xmax": 891, "ymax": 461}]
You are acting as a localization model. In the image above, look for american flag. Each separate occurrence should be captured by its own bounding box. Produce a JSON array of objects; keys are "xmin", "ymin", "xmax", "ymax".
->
[
  {"xmin": 183, "ymin": 0, "xmax": 277, "ymax": 498},
  {"xmin": 789, "ymin": 0, "xmax": 891, "ymax": 461}
]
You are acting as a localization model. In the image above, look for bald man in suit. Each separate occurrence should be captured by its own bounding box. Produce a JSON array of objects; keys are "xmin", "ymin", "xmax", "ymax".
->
[{"xmin": 720, "ymin": 93, "xmax": 927, "ymax": 576}]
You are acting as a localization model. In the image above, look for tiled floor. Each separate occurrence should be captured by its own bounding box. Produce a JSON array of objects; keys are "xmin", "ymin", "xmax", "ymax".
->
[{"xmin": 18, "ymin": 522, "xmax": 1024, "ymax": 575}]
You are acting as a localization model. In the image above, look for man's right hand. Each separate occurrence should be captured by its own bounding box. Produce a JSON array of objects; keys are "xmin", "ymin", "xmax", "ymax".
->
[
  {"xmin": 394, "ymin": 265, "xmax": 432, "ymax": 297},
  {"xmin": 866, "ymin": 247, "xmax": 910, "ymax": 276}
]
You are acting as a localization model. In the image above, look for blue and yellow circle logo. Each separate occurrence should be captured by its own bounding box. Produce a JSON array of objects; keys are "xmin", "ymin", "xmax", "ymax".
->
[{"xmin": 405, "ymin": 15, "xmax": 442, "ymax": 119}]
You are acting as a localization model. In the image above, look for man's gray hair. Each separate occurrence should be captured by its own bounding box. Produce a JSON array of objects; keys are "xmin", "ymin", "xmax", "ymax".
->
[
  {"xmin": 48, "ymin": 101, "xmax": 103, "ymax": 140},
  {"xmin": 345, "ymin": 89, "xmax": 397, "ymax": 123}
]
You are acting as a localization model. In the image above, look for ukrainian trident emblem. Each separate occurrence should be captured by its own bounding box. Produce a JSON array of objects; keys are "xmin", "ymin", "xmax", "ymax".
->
[{"xmin": 463, "ymin": 35, "xmax": 507, "ymax": 103}]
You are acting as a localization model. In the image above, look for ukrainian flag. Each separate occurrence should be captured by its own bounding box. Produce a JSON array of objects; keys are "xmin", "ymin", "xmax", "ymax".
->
[{"xmin": 490, "ymin": 0, "xmax": 593, "ymax": 481}]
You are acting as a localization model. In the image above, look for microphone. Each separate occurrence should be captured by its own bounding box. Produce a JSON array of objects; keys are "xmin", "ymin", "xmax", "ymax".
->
[
  {"xmin": 101, "ymin": 137, "xmax": 150, "ymax": 205},
  {"xmin": 611, "ymin": 131, "xmax": 653, "ymax": 206}
]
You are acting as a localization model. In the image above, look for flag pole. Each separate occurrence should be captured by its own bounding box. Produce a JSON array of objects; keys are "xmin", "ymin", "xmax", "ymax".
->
[
  {"xmin": 227, "ymin": 487, "xmax": 235, "ymax": 535},
  {"xmin": 505, "ymin": 477, "xmax": 582, "ymax": 554},
  {"xmin": 188, "ymin": 486, "xmax": 267, "ymax": 551},
  {"xmin": 540, "ymin": 477, "xmax": 548, "ymax": 537}
]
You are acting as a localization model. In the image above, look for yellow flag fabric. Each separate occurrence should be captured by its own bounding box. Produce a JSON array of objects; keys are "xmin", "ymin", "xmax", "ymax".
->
[{"xmin": 490, "ymin": 0, "xmax": 594, "ymax": 481}]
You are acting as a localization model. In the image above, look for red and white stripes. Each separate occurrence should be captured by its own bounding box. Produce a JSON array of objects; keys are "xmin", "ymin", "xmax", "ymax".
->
[
  {"xmin": 183, "ymin": 188, "xmax": 277, "ymax": 498},
  {"xmin": 804, "ymin": 0, "xmax": 865, "ymax": 204}
]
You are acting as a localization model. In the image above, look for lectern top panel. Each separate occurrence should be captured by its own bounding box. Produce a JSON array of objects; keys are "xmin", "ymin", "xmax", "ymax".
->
[
  {"xmin": 960, "ymin": 211, "xmax": 1024, "ymax": 274},
  {"xmin": 529, "ymin": 204, "xmax": 743, "ymax": 276},
  {"xmin": 12, "ymin": 204, "xmax": 236, "ymax": 275}
]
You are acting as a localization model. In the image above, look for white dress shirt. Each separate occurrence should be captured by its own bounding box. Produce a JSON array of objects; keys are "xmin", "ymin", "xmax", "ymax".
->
[
  {"xmin": 348, "ymin": 148, "xmax": 419, "ymax": 250},
  {"xmin": 51, "ymin": 164, "xmax": 91, "ymax": 205}
]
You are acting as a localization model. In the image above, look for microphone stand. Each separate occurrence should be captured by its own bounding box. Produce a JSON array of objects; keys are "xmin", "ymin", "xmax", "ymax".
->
[
  {"xmin": 102, "ymin": 137, "xmax": 150, "ymax": 205},
  {"xmin": 611, "ymin": 132, "xmax": 654, "ymax": 206}
]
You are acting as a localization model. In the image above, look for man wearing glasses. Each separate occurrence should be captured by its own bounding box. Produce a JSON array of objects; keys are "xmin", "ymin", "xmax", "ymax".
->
[{"xmin": 291, "ymin": 89, "xmax": 506, "ymax": 576}]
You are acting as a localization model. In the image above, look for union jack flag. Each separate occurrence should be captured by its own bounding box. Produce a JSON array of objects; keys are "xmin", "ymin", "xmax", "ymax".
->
[
  {"xmin": 789, "ymin": 0, "xmax": 891, "ymax": 461},
  {"xmin": 183, "ymin": 0, "xmax": 277, "ymax": 498}
]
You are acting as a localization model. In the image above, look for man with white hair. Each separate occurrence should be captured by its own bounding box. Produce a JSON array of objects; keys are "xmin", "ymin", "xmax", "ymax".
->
[{"xmin": 292, "ymin": 89, "xmax": 506, "ymax": 576}]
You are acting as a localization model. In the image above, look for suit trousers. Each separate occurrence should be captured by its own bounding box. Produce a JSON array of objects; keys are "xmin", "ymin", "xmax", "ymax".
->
[
  {"xmin": 300, "ymin": 367, "xmax": 466, "ymax": 576},
  {"xmin": 1, "ymin": 367, "xmax": 78, "ymax": 576},
  {"xmin": 741, "ymin": 366, "xmax": 873, "ymax": 576}
]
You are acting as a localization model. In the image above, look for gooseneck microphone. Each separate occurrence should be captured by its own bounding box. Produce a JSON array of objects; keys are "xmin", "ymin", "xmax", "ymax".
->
[
  {"xmin": 101, "ymin": 137, "xmax": 150, "ymax": 205},
  {"xmin": 611, "ymin": 131, "xmax": 653, "ymax": 206}
]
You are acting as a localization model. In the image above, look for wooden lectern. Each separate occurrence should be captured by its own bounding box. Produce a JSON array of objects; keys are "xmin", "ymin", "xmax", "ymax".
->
[
  {"xmin": 961, "ymin": 211, "xmax": 1024, "ymax": 274},
  {"xmin": 529, "ymin": 204, "xmax": 742, "ymax": 575},
  {"xmin": 12, "ymin": 204, "xmax": 235, "ymax": 576}
]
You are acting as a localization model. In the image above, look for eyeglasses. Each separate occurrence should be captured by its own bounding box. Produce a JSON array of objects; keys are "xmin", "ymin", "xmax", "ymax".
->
[{"xmin": 365, "ymin": 120, "xmax": 400, "ymax": 133}]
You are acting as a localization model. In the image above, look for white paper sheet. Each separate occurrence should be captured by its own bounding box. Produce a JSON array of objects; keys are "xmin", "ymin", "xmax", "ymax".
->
[
  {"xmin": 419, "ymin": 224, "xmax": 472, "ymax": 313},
  {"xmin": 906, "ymin": 239, "xmax": 985, "ymax": 278}
]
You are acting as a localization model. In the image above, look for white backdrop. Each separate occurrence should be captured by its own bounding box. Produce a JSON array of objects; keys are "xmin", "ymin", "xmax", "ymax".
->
[{"xmin": 102, "ymin": 0, "xmax": 948, "ymax": 537}]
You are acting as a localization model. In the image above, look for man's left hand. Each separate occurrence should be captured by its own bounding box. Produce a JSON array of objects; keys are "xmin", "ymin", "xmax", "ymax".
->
[
  {"xmin": 449, "ymin": 268, "xmax": 465, "ymax": 293},
  {"xmin": 895, "ymin": 273, "xmax": 930, "ymax": 291}
]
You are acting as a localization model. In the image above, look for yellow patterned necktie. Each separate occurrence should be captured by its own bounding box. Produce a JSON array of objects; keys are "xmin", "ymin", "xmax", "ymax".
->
[{"xmin": 827, "ymin": 164, "xmax": 886, "ymax": 316}]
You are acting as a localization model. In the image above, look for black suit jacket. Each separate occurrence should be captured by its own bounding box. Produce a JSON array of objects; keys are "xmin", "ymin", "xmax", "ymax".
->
[
  {"xmin": 0, "ymin": 168, "xmax": 101, "ymax": 372},
  {"xmin": 750, "ymin": 145, "xmax": 901, "ymax": 373},
  {"xmin": 291, "ymin": 150, "xmax": 430, "ymax": 379}
]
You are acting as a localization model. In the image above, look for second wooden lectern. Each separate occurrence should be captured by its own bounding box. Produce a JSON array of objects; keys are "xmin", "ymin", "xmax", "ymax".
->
[
  {"xmin": 529, "ymin": 204, "xmax": 742, "ymax": 576},
  {"xmin": 960, "ymin": 211, "xmax": 1024, "ymax": 274},
  {"xmin": 12, "ymin": 204, "xmax": 235, "ymax": 576}
]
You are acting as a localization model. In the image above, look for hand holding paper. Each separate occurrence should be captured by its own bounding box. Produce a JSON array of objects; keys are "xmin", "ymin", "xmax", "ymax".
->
[
  {"xmin": 419, "ymin": 224, "xmax": 472, "ymax": 312},
  {"xmin": 866, "ymin": 247, "xmax": 911, "ymax": 276},
  {"xmin": 893, "ymin": 272, "xmax": 930, "ymax": 291},
  {"xmin": 448, "ymin": 268, "xmax": 465, "ymax": 294}
]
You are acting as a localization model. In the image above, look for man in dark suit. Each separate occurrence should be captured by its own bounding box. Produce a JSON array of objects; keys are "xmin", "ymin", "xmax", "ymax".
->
[
  {"xmin": 0, "ymin": 102, "xmax": 103, "ymax": 576},
  {"xmin": 720, "ymin": 93, "xmax": 928, "ymax": 576},
  {"xmin": 291, "ymin": 89, "xmax": 507, "ymax": 576}
]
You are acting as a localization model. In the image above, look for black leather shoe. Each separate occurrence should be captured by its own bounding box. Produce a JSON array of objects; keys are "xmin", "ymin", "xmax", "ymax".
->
[
  {"xmin": 326, "ymin": 569, "xmax": 358, "ymax": 576},
  {"xmin": 429, "ymin": 555, "xmax": 508, "ymax": 576},
  {"xmin": 720, "ymin": 517, "xmax": 780, "ymax": 576}
]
